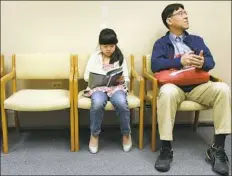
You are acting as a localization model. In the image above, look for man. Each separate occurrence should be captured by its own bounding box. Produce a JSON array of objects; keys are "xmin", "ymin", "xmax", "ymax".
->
[{"xmin": 151, "ymin": 3, "xmax": 231, "ymax": 175}]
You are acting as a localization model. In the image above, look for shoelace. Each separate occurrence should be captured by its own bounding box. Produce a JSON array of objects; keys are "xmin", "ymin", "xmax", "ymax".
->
[
  {"xmin": 216, "ymin": 148, "xmax": 228, "ymax": 163},
  {"xmin": 160, "ymin": 148, "xmax": 172, "ymax": 160}
]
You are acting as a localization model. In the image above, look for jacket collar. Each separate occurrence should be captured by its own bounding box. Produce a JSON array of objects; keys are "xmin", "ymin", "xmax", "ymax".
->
[{"xmin": 164, "ymin": 30, "xmax": 191, "ymax": 45}]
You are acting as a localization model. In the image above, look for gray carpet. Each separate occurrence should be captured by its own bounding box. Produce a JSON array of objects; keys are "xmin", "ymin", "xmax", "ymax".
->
[{"xmin": 1, "ymin": 126, "xmax": 231, "ymax": 175}]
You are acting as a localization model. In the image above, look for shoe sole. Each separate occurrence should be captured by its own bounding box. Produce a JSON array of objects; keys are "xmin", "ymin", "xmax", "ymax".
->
[
  {"xmin": 89, "ymin": 146, "xmax": 99, "ymax": 154},
  {"xmin": 123, "ymin": 143, "xmax": 132, "ymax": 152},
  {"xmin": 155, "ymin": 158, "xmax": 173, "ymax": 172},
  {"xmin": 89, "ymin": 149, "xmax": 98, "ymax": 154},
  {"xmin": 205, "ymin": 151, "xmax": 228, "ymax": 175}
]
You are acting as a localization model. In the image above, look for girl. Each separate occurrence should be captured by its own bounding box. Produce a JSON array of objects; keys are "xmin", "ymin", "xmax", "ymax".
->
[{"xmin": 84, "ymin": 28, "xmax": 132, "ymax": 154}]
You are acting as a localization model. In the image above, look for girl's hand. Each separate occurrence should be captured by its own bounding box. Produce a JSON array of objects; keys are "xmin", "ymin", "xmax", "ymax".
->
[{"xmin": 117, "ymin": 76, "xmax": 125, "ymax": 85}]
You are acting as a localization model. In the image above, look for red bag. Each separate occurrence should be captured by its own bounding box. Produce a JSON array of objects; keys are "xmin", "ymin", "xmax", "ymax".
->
[{"xmin": 154, "ymin": 67, "xmax": 210, "ymax": 86}]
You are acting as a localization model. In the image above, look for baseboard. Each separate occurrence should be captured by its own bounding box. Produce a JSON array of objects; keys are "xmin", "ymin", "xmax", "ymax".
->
[
  {"xmin": 6, "ymin": 122, "xmax": 214, "ymax": 132},
  {"xmin": 5, "ymin": 108, "xmax": 214, "ymax": 128}
]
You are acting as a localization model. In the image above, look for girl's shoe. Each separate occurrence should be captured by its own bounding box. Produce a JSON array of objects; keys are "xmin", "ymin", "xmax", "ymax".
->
[
  {"xmin": 89, "ymin": 135, "xmax": 99, "ymax": 154},
  {"xmin": 122, "ymin": 135, "xmax": 132, "ymax": 152}
]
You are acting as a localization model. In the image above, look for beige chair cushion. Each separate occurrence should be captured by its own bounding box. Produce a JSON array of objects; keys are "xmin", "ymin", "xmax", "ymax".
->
[
  {"xmin": 147, "ymin": 90, "xmax": 208, "ymax": 111},
  {"xmin": 15, "ymin": 53, "xmax": 71, "ymax": 79},
  {"xmin": 4, "ymin": 89, "xmax": 70, "ymax": 111},
  {"xmin": 77, "ymin": 90, "xmax": 140, "ymax": 110}
]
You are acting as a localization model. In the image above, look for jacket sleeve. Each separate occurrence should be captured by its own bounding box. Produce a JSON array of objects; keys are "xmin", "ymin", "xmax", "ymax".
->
[
  {"xmin": 197, "ymin": 37, "xmax": 215, "ymax": 71},
  {"xmin": 151, "ymin": 40, "xmax": 182, "ymax": 73}
]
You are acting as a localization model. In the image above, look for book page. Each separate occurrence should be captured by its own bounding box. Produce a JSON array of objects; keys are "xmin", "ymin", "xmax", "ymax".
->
[{"xmin": 106, "ymin": 70, "xmax": 123, "ymax": 87}]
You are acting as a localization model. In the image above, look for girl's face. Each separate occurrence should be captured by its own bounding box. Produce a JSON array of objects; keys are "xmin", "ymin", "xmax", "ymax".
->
[{"xmin": 100, "ymin": 44, "xmax": 116, "ymax": 57}]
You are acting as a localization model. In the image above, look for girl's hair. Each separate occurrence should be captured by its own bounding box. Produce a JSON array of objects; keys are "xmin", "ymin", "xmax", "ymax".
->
[{"xmin": 99, "ymin": 28, "xmax": 124, "ymax": 66}]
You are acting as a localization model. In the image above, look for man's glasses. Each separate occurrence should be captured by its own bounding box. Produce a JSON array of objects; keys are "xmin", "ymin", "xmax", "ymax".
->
[{"xmin": 170, "ymin": 10, "xmax": 188, "ymax": 17}]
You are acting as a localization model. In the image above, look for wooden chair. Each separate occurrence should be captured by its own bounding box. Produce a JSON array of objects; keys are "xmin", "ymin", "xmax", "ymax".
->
[
  {"xmin": 1, "ymin": 54, "xmax": 21, "ymax": 132},
  {"xmin": 1, "ymin": 54, "xmax": 5, "ymax": 132},
  {"xmin": 73, "ymin": 54, "xmax": 145, "ymax": 151},
  {"xmin": 1, "ymin": 53, "xmax": 75, "ymax": 153},
  {"xmin": 1, "ymin": 54, "xmax": 4, "ymax": 78},
  {"xmin": 142, "ymin": 54, "xmax": 222, "ymax": 152}
]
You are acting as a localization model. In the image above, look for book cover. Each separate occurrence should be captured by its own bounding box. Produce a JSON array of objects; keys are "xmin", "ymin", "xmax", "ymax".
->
[{"xmin": 88, "ymin": 67, "xmax": 123, "ymax": 89}]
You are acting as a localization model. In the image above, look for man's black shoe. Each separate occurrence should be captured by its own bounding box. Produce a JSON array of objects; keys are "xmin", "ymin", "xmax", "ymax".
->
[
  {"xmin": 154, "ymin": 147, "xmax": 173, "ymax": 172},
  {"xmin": 206, "ymin": 144, "xmax": 229, "ymax": 175}
]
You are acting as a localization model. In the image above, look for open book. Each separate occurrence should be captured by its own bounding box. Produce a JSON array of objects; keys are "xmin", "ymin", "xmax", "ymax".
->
[{"xmin": 88, "ymin": 67, "xmax": 123, "ymax": 89}]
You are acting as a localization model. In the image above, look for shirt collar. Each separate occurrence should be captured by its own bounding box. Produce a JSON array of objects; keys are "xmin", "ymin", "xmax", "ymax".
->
[{"xmin": 169, "ymin": 32, "xmax": 186, "ymax": 42}]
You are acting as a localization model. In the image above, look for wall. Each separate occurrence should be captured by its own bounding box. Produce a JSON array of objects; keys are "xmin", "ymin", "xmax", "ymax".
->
[{"xmin": 1, "ymin": 1, "xmax": 231, "ymax": 128}]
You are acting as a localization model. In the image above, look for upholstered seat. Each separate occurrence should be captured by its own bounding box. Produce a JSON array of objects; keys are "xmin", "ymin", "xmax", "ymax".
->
[
  {"xmin": 143, "ymin": 54, "xmax": 221, "ymax": 152},
  {"xmin": 77, "ymin": 90, "xmax": 141, "ymax": 110},
  {"xmin": 73, "ymin": 54, "xmax": 145, "ymax": 151},
  {"xmin": 4, "ymin": 89, "xmax": 70, "ymax": 111},
  {"xmin": 1, "ymin": 53, "xmax": 75, "ymax": 153}
]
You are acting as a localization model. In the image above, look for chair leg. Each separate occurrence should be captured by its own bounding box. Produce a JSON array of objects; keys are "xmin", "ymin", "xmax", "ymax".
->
[
  {"xmin": 74, "ymin": 108, "xmax": 79, "ymax": 151},
  {"xmin": 130, "ymin": 109, "xmax": 134, "ymax": 127},
  {"xmin": 151, "ymin": 103, "xmax": 157, "ymax": 152},
  {"xmin": 70, "ymin": 106, "xmax": 75, "ymax": 152},
  {"xmin": 1, "ymin": 108, "xmax": 9, "ymax": 153},
  {"xmin": 193, "ymin": 111, "xmax": 200, "ymax": 132},
  {"xmin": 139, "ymin": 105, "xmax": 144, "ymax": 149},
  {"xmin": 14, "ymin": 111, "xmax": 20, "ymax": 132}
]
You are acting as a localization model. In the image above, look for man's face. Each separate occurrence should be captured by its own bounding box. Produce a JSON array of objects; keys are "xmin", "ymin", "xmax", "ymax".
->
[{"xmin": 167, "ymin": 8, "xmax": 189, "ymax": 30}]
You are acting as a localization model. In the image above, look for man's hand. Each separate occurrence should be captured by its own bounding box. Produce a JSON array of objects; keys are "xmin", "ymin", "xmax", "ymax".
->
[
  {"xmin": 181, "ymin": 50, "xmax": 204, "ymax": 68},
  {"xmin": 190, "ymin": 50, "xmax": 204, "ymax": 68},
  {"xmin": 180, "ymin": 51, "xmax": 194, "ymax": 67}
]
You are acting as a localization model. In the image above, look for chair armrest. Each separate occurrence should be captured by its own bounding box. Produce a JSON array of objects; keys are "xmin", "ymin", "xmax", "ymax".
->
[
  {"xmin": 69, "ymin": 63, "xmax": 74, "ymax": 83},
  {"xmin": 0, "ymin": 67, "xmax": 3, "ymax": 77},
  {"xmin": 73, "ymin": 67, "xmax": 78, "ymax": 92},
  {"xmin": 131, "ymin": 69, "xmax": 143, "ymax": 82},
  {"xmin": 210, "ymin": 75, "xmax": 222, "ymax": 82},
  {"xmin": 69, "ymin": 62, "xmax": 74, "ymax": 105},
  {"xmin": 1, "ymin": 54, "xmax": 4, "ymax": 77},
  {"xmin": 73, "ymin": 55, "xmax": 79, "ymax": 107},
  {"xmin": 143, "ymin": 70, "xmax": 159, "ymax": 104},
  {"xmin": 1, "ymin": 71, "xmax": 15, "ymax": 101},
  {"xmin": 143, "ymin": 71, "xmax": 157, "ymax": 84},
  {"xmin": 143, "ymin": 70, "xmax": 158, "ymax": 90},
  {"xmin": 130, "ymin": 69, "xmax": 145, "ymax": 103},
  {"xmin": 1, "ymin": 71, "xmax": 15, "ymax": 85},
  {"xmin": 1, "ymin": 71, "xmax": 14, "ymax": 83}
]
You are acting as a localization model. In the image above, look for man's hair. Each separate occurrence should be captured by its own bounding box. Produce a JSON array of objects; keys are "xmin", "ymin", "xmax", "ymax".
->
[{"xmin": 161, "ymin": 3, "xmax": 184, "ymax": 29}]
